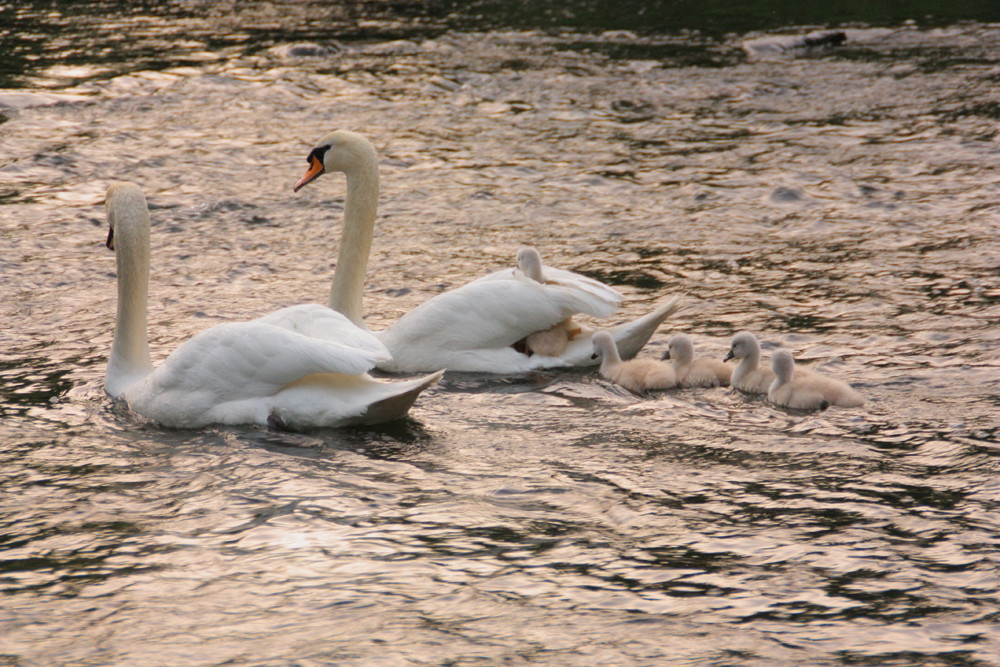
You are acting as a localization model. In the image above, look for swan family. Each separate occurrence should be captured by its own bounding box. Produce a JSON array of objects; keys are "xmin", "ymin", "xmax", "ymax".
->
[{"xmin": 101, "ymin": 130, "xmax": 863, "ymax": 428}]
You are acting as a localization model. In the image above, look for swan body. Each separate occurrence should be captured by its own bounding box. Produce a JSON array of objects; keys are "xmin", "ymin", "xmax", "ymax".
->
[
  {"xmin": 293, "ymin": 130, "xmax": 682, "ymax": 373},
  {"xmin": 768, "ymin": 348, "xmax": 864, "ymax": 410},
  {"xmin": 663, "ymin": 333, "xmax": 732, "ymax": 388},
  {"xmin": 592, "ymin": 331, "xmax": 676, "ymax": 393},
  {"xmin": 103, "ymin": 183, "xmax": 441, "ymax": 430}
]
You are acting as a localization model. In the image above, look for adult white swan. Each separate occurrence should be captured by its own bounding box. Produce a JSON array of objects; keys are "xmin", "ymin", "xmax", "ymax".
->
[
  {"xmin": 292, "ymin": 130, "xmax": 682, "ymax": 373},
  {"xmin": 103, "ymin": 182, "xmax": 441, "ymax": 430}
]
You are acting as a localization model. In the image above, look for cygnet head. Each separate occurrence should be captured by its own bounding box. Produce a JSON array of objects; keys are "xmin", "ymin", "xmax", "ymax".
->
[
  {"xmin": 591, "ymin": 331, "xmax": 617, "ymax": 361},
  {"xmin": 104, "ymin": 182, "xmax": 150, "ymax": 253},
  {"xmin": 293, "ymin": 130, "xmax": 378, "ymax": 192},
  {"xmin": 516, "ymin": 246, "xmax": 545, "ymax": 283},
  {"xmin": 725, "ymin": 331, "xmax": 761, "ymax": 362},
  {"xmin": 662, "ymin": 333, "xmax": 695, "ymax": 364},
  {"xmin": 771, "ymin": 348, "xmax": 796, "ymax": 383}
]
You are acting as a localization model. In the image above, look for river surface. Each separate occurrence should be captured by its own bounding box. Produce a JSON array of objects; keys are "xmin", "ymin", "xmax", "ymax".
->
[{"xmin": 3, "ymin": 3, "xmax": 1000, "ymax": 665}]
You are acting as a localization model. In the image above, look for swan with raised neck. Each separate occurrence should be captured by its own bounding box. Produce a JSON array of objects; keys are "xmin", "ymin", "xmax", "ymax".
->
[
  {"xmin": 293, "ymin": 130, "xmax": 683, "ymax": 373},
  {"xmin": 295, "ymin": 130, "xmax": 379, "ymax": 327},
  {"xmin": 105, "ymin": 183, "xmax": 154, "ymax": 398},
  {"xmin": 102, "ymin": 181, "xmax": 440, "ymax": 429}
]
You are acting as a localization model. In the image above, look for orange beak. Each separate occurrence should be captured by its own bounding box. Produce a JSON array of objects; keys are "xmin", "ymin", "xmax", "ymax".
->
[{"xmin": 293, "ymin": 155, "xmax": 325, "ymax": 192}]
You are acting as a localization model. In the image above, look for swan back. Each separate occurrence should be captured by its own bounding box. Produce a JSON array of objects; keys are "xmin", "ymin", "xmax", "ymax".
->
[{"xmin": 516, "ymin": 247, "xmax": 545, "ymax": 283}]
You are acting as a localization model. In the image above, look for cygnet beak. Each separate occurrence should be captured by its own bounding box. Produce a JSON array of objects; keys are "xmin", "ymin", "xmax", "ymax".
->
[
  {"xmin": 590, "ymin": 352, "xmax": 599, "ymax": 360},
  {"xmin": 106, "ymin": 226, "xmax": 115, "ymax": 251},
  {"xmin": 723, "ymin": 350, "xmax": 734, "ymax": 362},
  {"xmin": 661, "ymin": 349, "xmax": 671, "ymax": 360}
]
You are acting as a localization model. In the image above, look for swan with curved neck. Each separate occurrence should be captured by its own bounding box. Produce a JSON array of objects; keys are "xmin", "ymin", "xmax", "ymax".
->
[
  {"xmin": 104, "ymin": 182, "xmax": 440, "ymax": 429},
  {"xmin": 293, "ymin": 130, "xmax": 682, "ymax": 373}
]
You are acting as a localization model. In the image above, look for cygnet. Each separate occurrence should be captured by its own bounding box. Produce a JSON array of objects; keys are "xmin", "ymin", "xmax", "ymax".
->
[
  {"xmin": 517, "ymin": 247, "xmax": 582, "ymax": 357},
  {"xmin": 725, "ymin": 331, "xmax": 776, "ymax": 394},
  {"xmin": 592, "ymin": 331, "xmax": 677, "ymax": 393},
  {"xmin": 768, "ymin": 348, "xmax": 864, "ymax": 410},
  {"xmin": 663, "ymin": 333, "xmax": 732, "ymax": 388}
]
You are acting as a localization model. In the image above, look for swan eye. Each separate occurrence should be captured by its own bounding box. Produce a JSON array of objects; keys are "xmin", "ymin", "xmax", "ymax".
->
[{"xmin": 307, "ymin": 145, "xmax": 331, "ymax": 165}]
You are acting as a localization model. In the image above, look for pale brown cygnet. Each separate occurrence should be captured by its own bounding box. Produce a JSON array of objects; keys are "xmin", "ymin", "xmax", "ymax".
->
[
  {"xmin": 517, "ymin": 247, "xmax": 582, "ymax": 357},
  {"xmin": 663, "ymin": 333, "xmax": 731, "ymax": 388},
  {"xmin": 768, "ymin": 348, "xmax": 864, "ymax": 410},
  {"xmin": 725, "ymin": 331, "xmax": 775, "ymax": 394},
  {"xmin": 592, "ymin": 331, "xmax": 677, "ymax": 393}
]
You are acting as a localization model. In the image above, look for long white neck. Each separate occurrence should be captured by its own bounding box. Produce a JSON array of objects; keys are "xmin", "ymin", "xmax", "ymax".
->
[
  {"xmin": 105, "ymin": 187, "xmax": 153, "ymax": 397},
  {"xmin": 329, "ymin": 157, "xmax": 379, "ymax": 328}
]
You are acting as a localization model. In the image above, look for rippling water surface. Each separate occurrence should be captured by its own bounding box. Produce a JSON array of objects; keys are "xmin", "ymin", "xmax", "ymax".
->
[{"xmin": 3, "ymin": 3, "xmax": 1000, "ymax": 665}]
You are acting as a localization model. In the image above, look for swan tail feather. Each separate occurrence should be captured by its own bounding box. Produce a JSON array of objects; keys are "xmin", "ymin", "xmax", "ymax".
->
[
  {"xmin": 607, "ymin": 294, "xmax": 684, "ymax": 360},
  {"xmin": 349, "ymin": 369, "xmax": 444, "ymax": 425}
]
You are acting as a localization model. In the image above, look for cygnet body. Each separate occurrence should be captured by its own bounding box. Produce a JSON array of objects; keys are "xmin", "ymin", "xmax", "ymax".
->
[
  {"xmin": 592, "ymin": 331, "xmax": 676, "ymax": 393},
  {"xmin": 725, "ymin": 331, "xmax": 776, "ymax": 394},
  {"xmin": 517, "ymin": 247, "xmax": 582, "ymax": 357},
  {"xmin": 663, "ymin": 333, "xmax": 732, "ymax": 388},
  {"xmin": 768, "ymin": 348, "xmax": 864, "ymax": 410}
]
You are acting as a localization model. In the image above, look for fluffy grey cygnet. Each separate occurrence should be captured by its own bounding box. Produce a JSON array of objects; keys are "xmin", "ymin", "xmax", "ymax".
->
[
  {"xmin": 663, "ymin": 333, "xmax": 732, "ymax": 388},
  {"xmin": 592, "ymin": 331, "xmax": 676, "ymax": 393},
  {"xmin": 768, "ymin": 348, "xmax": 864, "ymax": 410}
]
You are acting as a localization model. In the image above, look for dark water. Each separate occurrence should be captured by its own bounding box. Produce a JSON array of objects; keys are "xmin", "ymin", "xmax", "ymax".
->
[{"xmin": 3, "ymin": 2, "xmax": 1000, "ymax": 665}]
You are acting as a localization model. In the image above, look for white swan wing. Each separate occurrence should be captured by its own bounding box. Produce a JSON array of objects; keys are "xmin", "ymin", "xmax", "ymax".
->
[
  {"xmin": 124, "ymin": 320, "xmax": 386, "ymax": 425},
  {"xmin": 379, "ymin": 291, "xmax": 682, "ymax": 373},
  {"xmin": 380, "ymin": 277, "xmax": 595, "ymax": 353},
  {"xmin": 471, "ymin": 266, "xmax": 623, "ymax": 318},
  {"xmin": 254, "ymin": 303, "xmax": 391, "ymax": 363}
]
